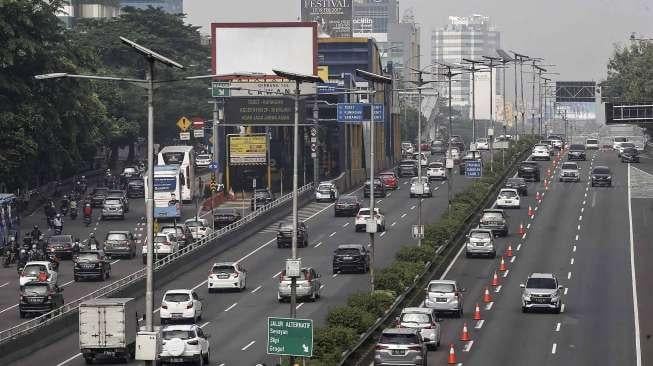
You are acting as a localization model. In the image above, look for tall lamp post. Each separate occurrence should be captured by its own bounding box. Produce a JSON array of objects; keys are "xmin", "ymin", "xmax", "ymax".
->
[
  {"xmin": 482, "ymin": 55, "xmax": 501, "ymax": 172},
  {"xmin": 462, "ymin": 58, "xmax": 485, "ymax": 145},
  {"xmin": 354, "ymin": 69, "xmax": 392, "ymax": 292},
  {"xmin": 496, "ymin": 49, "xmax": 514, "ymax": 165}
]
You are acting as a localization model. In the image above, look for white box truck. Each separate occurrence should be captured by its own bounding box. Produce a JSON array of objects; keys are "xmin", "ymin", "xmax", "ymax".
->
[{"xmin": 79, "ymin": 298, "xmax": 138, "ymax": 364}]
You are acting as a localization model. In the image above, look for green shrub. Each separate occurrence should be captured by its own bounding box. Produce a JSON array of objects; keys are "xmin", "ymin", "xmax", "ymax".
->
[
  {"xmin": 347, "ymin": 291, "xmax": 396, "ymax": 317},
  {"xmin": 326, "ymin": 305, "xmax": 376, "ymax": 333},
  {"xmin": 395, "ymin": 245, "xmax": 435, "ymax": 264},
  {"xmin": 312, "ymin": 325, "xmax": 358, "ymax": 363}
]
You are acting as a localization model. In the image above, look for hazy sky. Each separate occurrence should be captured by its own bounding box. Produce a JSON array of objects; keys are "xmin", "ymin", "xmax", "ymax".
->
[{"xmin": 184, "ymin": 0, "xmax": 653, "ymax": 81}]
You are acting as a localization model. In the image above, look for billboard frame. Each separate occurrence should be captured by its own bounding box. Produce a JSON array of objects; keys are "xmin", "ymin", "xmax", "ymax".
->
[{"xmin": 227, "ymin": 133, "xmax": 268, "ymax": 166}]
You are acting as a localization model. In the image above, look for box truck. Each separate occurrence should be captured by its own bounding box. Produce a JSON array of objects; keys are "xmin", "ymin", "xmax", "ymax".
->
[{"xmin": 79, "ymin": 298, "xmax": 137, "ymax": 364}]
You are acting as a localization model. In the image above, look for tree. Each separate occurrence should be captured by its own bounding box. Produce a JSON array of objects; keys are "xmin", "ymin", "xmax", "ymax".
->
[{"xmin": 603, "ymin": 40, "xmax": 653, "ymax": 102}]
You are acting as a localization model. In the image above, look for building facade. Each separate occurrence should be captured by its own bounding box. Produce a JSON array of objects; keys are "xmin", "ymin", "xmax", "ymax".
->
[
  {"xmin": 57, "ymin": 0, "xmax": 120, "ymax": 26},
  {"xmin": 431, "ymin": 14, "xmax": 501, "ymax": 113},
  {"xmin": 352, "ymin": 0, "xmax": 398, "ymax": 40},
  {"xmin": 120, "ymin": 0, "xmax": 183, "ymax": 14}
]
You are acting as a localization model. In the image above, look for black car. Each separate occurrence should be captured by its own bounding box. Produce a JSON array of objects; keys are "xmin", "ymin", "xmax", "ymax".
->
[
  {"xmin": 450, "ymin": 136, "xmax": 466, "ymax": 152},
  {"xmin": 505, "ymin": 177, "xmax": 528, "ymax": 196},
  {"xmin": 276, "ymin": 221, "xmax": 308, "ymax": 248},
  {"xmin": 591, "ymin": 166, "xmax": 612, "ymax": 187},
  {"xmin": 364, "ymin": 178, "xmax": 387, "ymax": 198},
  {"xmin": 90, "ymin": 187, "xmax": 109, "ymax": 207},
  {"xmin": 126, "ymin": 178, "xmax": 145, "ymax": 198},
  {"xmin": 213, "ymin": 208, "xmax": 242, "ymax": 228},
  {"xmin": 567, "ymin": 144, "xmax": 587, "ymax": 161},
  {"xmin": 621, "ymin": 147, "xmax": 640, "ymax": 163},
  {"xmin": 334, "ymin": 195, "xmax": 362, "ymax": 217},
  {"xmin": 332, "ymin": 244, "xmax": 370, "ymax": 274},
  {"xmin": 107, "ymin": 189, "xmax": 129, "ymax": 213},
  {"xmin": 517, "ymin": 161, "xmax": 541, "ymax": 182},
  {"xmin": 19, "ymin": 281, "xmax": 64, "ymax": 318},
  {"xmin": 479, "ymin": 209, "xmax": 509, "ymax": 237},
  {"xmin": 73, "ymin": 250, "xmax": 111, "ymax": 281},
  {"xmin": 250, "ymin": 188, "xmax": 275, "ymax": 210},
  {"xmin": 398, "ymin": 160, "xmax": 419, "ymax": 177},
  {"xmin": 46, "ymin": 234, "xmax": 75, "ymax": 259},
  {"xmin": 430, "ymin": 140, "xmax": 446, "ymax": 155}
]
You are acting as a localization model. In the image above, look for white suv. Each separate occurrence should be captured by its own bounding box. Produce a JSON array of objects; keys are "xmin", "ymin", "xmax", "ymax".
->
[
  {"xmin": 207, "ymin": 262, "xmax": 247, "ymax": 292},
  {"xmin": 142, "ymin": 232, "xmax": 179, "ymax": 264},
  {"xmin": 465, "ymin": 228, "xmax": 496, "ymax": 258},
  {"xmin": 532, "ymin": 145, "xmax": 550, "ymax": 160},
  {"xmin": 520, "ymin": 273, "xmax": 563, "ymax": 313},
  {"xmin": 19, "ymin": 261, "xmax": 58, "ymax": 288},
  {"xmin": 426, "ymin": 162, "xmax": 447, "ymax": 180},
  {"xmin": 495, "ymin": 188, "xmax": 521, "ymax": 208},
  {"xmin": 315, "ymin": 181, "xmax": 339, "ymax": 202},
  {"xmin": 160, "ymin": 289, "xmax": 203, "ymax": 324},
  {"xmin": 184, "ymin": 218, "xmax": 212, "ymax": 240},
  {"xmin": 354, "ymin": 208, "xmax": 386, "ymax": 232},
  {"xmin": 160, "ymin": 324, "xmax": 210, "ymax": 365}
]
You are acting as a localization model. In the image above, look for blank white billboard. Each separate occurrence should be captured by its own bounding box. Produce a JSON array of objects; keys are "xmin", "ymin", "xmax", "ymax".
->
[
  {"xmin": 470, "ymin": 71, "xmax": 497, "ymax": 120},
  {"xmin": 212, "ymin": 23, "xmax": 317, "ymax": 77}
]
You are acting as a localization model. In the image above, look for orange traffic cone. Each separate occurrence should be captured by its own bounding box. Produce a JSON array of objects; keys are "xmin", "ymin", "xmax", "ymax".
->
[
  {"xmin": 448, "ymin": 344, "xmax": 457, "ymax": 364},
  {"xmin": 460, "ymin": 322, "xmax": 472, "ymax": 341},
  {"xmin": 536, "ymin": 191, "xmax": 541, "ymax": 202},
  {"xmin": 499, "ymin": 256, "xmax": 508, "ymax": 271},
  {"xmin": 518, "ymin": 223, "xmax": 525, "ymax": 235},
  {"xmin": 473, "ymin": 303, "xmax": 482, "ymax": 320},
  {"xmin": 528, "ymin": 205, "xmax": 533, "ymax": 217},
  {"xmin": 483, "ymin": 286, "xmax": 493, "ymax": 303},
  {"xmin": 506, "ymin": 244, "xmax": 514, "ymax": 257},
  {"xmin": 491, "ymin": 270, "xmax": 501, "ymax": 286}
]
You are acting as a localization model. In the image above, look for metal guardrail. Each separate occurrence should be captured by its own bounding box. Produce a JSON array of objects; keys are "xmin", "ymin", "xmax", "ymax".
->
[{"xmin": 0, "ymin": 182, "xmax": 315, "ymax": 345}]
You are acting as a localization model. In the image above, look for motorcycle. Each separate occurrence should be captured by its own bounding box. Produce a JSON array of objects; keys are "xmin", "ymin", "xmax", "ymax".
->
[
  {"xmin": 70, "ymin": 208, "xmax": 78, "ymax": 220},
  {"xmin": 83, "ymin": 215, "xmax": 92, "ymax": 227},
  {"xmin": 3, "ymin": 249, "xmax": 16, "ymax": 268}
]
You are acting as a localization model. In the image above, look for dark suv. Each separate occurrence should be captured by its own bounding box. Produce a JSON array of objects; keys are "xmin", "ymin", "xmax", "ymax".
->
[
  {"xmin": 591, "ymin": 166, "xmax": 612, "ymax": 187},
  {"xmin": 505, "ymin": 177, "xmax": 528, "ymax": 196},
  {"xmin": 213, "ymin": 208, "xmax": 242, "ymax": 228},
  {"xmin": 332, "ymin": 244, "xmax": 369, "ymax": 274},
  {"xmin": 398, "ymin": 160, "xmax": 419, "ymax": 177},
  {"xmin": 107, "ymin": 189, "xmax": 129, "ymax": 212},
  {"xmin": 334, "ymin": 195, "xmax": 362, "ymax": 217},
  {"xmin": 567, "ymin": 144, "xmax": 587, "ymax": 161},
  {"xmin": 276, "ymin": 221, "xmax": 308, "ymax": 248},
  {"xmin": 73, "ymin": 250, "xmax": 111, "ymax": 281},
  {"xmin": 364, "ymin": 178, "xmax": 387, "ymax": 198},
  {"xmin": 479, "ymin": 209, "xmax": 509, "ymax": 237},
  {"xmin": 90, "ymin": 187, "xmax": 109, "ymax": 207},
  {"xmin": 103, "ymin": 231, "xmax": 136, "ymax": 259},
  {"xmin": 517, "ymin": 161, "xmax": 541, "ymax": 182},
  {"xmin": 250, "ymin": 188, "xmax": 275, "ymax": 210},
  {"xmin": 126, "ymin": 178, "xmax": 145, "ymax": 198},
  {"xmin": 46, "ymin": 234, "xmax": 75, "ymax": 259},
  {"xmin": 19, "ymin": 282, "xmax": 64, "ymax": 318}
]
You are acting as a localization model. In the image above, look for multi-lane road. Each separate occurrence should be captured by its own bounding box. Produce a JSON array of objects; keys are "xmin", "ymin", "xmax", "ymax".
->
[{"xmin": 8, "ymin": 154, "xmax": 476, "ymax": 366}]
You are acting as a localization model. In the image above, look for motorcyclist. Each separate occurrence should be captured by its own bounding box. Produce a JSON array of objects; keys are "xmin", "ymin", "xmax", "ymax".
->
[
  {"xmin": 69, "ymin": 199, "xmax": 78, "ymax": 219},
  {"xmin": 88, "ymin": 233, "xmax": 101, "ymax": 250},
  {"xmin": 45, "ymin": 202, "xmax": 56, "ymax": 229},
  {"xmin": 30, "ymin": 225, "xmax": 42, "ymax": 243},
  {"xmin": 53, "ymin": 214, "xmax": 63, "ymax": 234},
  {"xmin": 60, "ymin": 195, "xmax": 69, "ymax": 215},
  {"xmin": 104, "ymin": 169, "xmax": 112, "ymax": 187},
  {"xmin": 83, "ymin": 202, "xmax": 92, "ymax": 218}
]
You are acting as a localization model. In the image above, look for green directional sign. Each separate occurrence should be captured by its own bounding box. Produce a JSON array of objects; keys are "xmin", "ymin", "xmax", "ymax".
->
[
  {"xmin": 267, "ymin": 317, "xmax": 313, "ymax": 357},
  {"xmin": 211, "ymin": 82, "xmax": 231, "ymax": 97}
]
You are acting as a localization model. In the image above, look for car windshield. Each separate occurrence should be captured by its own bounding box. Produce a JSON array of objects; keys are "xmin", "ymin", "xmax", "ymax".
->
[
  {"xmin": 338, "ymin": 196, "xmax": 357, "ymax": 203},
  {"xmin": 215, "ymin": 209, "xmax": 236, "ymax": 216},
  {"xmin": 526, "ymin": 277, "xmax": 557, "ymax": 289},
  {"xmin": 380, "ymin": 332, "xmax": 419, "ymax": 345},
  {"xmin": 77, "ymin": 253, "xmax": 99, "ymax": 261},
  {"xmin": 507, "ymin": 178, "xmax": 524, "ymax": 185},
  {"xmin": 128, "ymin": 180, "xmax": 144, "ymax": 187},
  {"xmin": 429, "ymin": 163, "xmax": 443, "ymax": 168},
  {"xmin": 614, "ymin": 137, "xmax": 628, "ymax": 143},
  {"xmin": 22, "ymin": 285, "xmax": 49, "ymax": 296},
  {"xmin": 400, "ymin": 313, "xmax": 431, "ymax": 324},
  {"xmin": 379, "ymin": 173, "xmax": 395, "ymax": 179},
  {"xmin": 593, "ymin": 167, "xmax": 610, "ymax": 174},
  {"xmin": 153, "ymin": 235, "xmax": 170, "ymax": 243},
  {"xmin": 499, "ymin": 190, "xmax": 518, "ymax": 198},
  {"xmin": 318, "ymin": 184, "xmax": 332, "ymax": 191},
  {"xmin": 23, "ymin": 264, "xmax": 47, "ymax": 276},
  {"xmin": 623, "ymin": 148, "xmax": 638, "ymax": 154},
  {"xmin": 428, "ymin": 283, "xmax": 455, "ymax": 293},
  {"xmin": 562, "ymin": 163, "xmax": 577, "ymax": 170},
  {"xmin": 162, "ymin": 330, "xmax": 194, "ymax": 340},
  {"xmin": 185, "ymin": 221, "xmax": 203, "ymax": 228},
  {"xmin": 106, "ymin": 233, "xmax": 127, "ymax": 241},
  {"xmin": 336, "ymin": 248, "xmax": 361, "ymax": 256},
  {"xmin": 410, "ymin": 177, "xmax": 428, "ymax": 184},
  {"xmin": 104, "ymin": 199, "xmax": 121, "ymax": 205},
  {"xmin": 470, "ymin": 231, "xmax": 491, "ymax": 240},
  {"xmin": 254, "ymin": 190, "xmax": 270, "ymax": 197},
  {"xmin": 212, "ymin": 265, "xmax": 236, "ymax": 274},
  {"xmin": 482, "ymin": 212, "xmax": 503, "ymax": 220},
  {"xmin": 164, "ymin": 293, "xmax": 190, "ymax": 302},
  {"xmin": 586, "ymin": 139, "xmax": 598, "ymax": 144},
  {"xmin": 161, "ymin": 228, "xmax": 181, "ymax": 236},
  {"xmin": 570, "ymin": 144, "xmax": 585, "ymax": 150},
  {"xmin": 197, "ymin": 154, "xmax": 211, "ymax": 159},
  {"xmin": 621, "ymin": 143, "xmax": 635, "ymax": 148},
  {"xmin": 123, "ymin": 167, "xmax": 137, "ymax": 174},
  {"xmin": 400, "ymin": 161, "xmax": 416, "ymax": 166}
]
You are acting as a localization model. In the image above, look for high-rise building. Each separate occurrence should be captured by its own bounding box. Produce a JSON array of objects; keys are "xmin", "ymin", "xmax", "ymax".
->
[
  {"xmin": 431, "ymin": 14, "xmax": 501, "ymax": 113},
  {"xmin": 56, "ymin": 0, "xmax": 120, "ymax": 27},
  {"xmin": 120, "ymin": 0, "xmax": 183, "ymax": 14},
  {"xmin": 352, "ymin": 0, "xmax": 398, "ymax": 41}
]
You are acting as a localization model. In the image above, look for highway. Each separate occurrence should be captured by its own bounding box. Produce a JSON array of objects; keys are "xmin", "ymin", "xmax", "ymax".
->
[
  {"xmin": 422, "ymin": 148, "xmax": 640, "ymax": 365},
  {"xmin": 10, "ymin": 154, "xmax": 475, "ymax": 366}
]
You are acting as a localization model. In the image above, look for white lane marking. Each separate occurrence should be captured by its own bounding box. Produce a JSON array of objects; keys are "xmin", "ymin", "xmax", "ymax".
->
[
  {"xmin": 332, "ymin": 273, "xmax": 338, "ymax": 278},
  {"xmin": 403, "ymin": 181, "xmax": 408, "ymax": 185},
  {"xmin": 329, "ymin": 231, "xmax": 337, "ymax": 237},
  {"xmin": 561, "ymin": 303, "xmax": 566, "ymax": 313},
  {"xmin": 628, "ymin": 164, "xmax": 643, "ymax": 366},
  {"xmin": 579, "ymin": 215, "xmax": 583, "ymax": 221},
  {"xmin": 577, "ymin": 224, "xmax": 581, "ymax": 231},
  {"xmin": 517, "ymin": 243, "xmax": 522, "ymax": 251},
  {"xmin": 440, "ymin": 232, "xmax": 467, "ymax": 280},
  {"xmin": 585, "ymin": 192, "xmax": 588, "ymax": 198},
  {"xmin": 586, "ymin": 187, "xmax": 589, "ymax": 192},
  {"xmin": 235, "ymin": 238, "xmax": 275, "ymax": 265},
  {"xmin": 421, "ymin": 198, "xmax": 425, "ymax": 202},
  {"xmin": 401, "ymin": 213, "xmax": 407, "ymax": 218},
  {"xmin": 380, "ymin": 232, "xmax": 386, "ymax": 237},
  {"xmin": 503, "ymin": 269, "xmax": 510, "ymax": 278},
  {"xmin": 296, "ymin": 303, "xmax": 304, "ymax": 310},
  {"xmin": 582, "ymin": 200, "xmax": 586, "ymax": 205},
  {"xmin": 485, "ymin": 302, "xmax": 494, "ymax": 310},
  {"xmin": 320, "ymin": 284, "xmax": 325, "ymax": 290},
  {"xmin": 510, "ymin": 256, "xmax": 516, "ymax": 263},
  {"xmin": 377, "ymin": 200, "xmax": 383, "ymax": 204},
  {"xmin": 570, "ymin": 258, "xmax": 575, "ymax": 265},
  {"xmin": 527, "ymin": 223, "xmax": 531, "ymax": 229},
  {"xmin": 56, "ymin": 353, "xmax": 81, "ymax": 366},
  {"xmin": 535, "ymin": 206, "xmax": 539, "ymax": 211},
  {"xmin": 521, "ymin": 233, "xmax": 526, "ymax": 240},
  {"xmin": 342, "ymin": 222, "xmax": 350, "ymax": 228},
  {"xmin": 567, "ymin": 272, "xmax": 572, "ymax": 279},
  {"xmin": 251, "ymin": 285, "xmax": 262, "ymax": 293},
  {"xmin": 581, "ymin": 207, "xmax": 585, "ymax": 213},
  {"xmin": 410, "ymin": 205, "xmax": 416, "ymax": 210},
  {"xmin": 314, "ymin": 242, "xmax": 322, "ymax": 248},
  {"xmin": 224, "ymin": 302, "xmax": 238, "ymax": 312},
  {"xmin": 495, "ymin": 285, "xmax": 502, "ymax": 293},
  {"xmin": 241, "ymin": 340, "xmax": 256, "ymax": 351},
  {"xmin": 555, "ymin": 322, "xmax": 561, "ymax": 332},
  {"xmin": 391, "ymin": 222, "xmax": 397, "ymax": 227},
  {"xmin": 200, "ymin": 321, "xmax": 210, "ymax": 328},
  {"xmin": 573, "ymin": 245, "xmax": 577, "ymax": 252},
  {"xmin": 552, "ymin": 343, "xmax": 557, "ymax": 354},
  {"xmin": 463, "ymin": 340, "xmax": 474, "ymax": 352},
  {"xmin": 0, "ymin": 282, "xmax": 9, "ymax": 288},
  {"xmin": 110, "ymin": 259, "xmax": 120, "ymax": 265},
  {"xmin": 475, "ymin": 320, "xmax": 485, "ymax": 329},
  {"xmin": 272, "ymin": 271, "xmax": 282, "ymax": 278},
  {"xmin": 564, "ymin": 287, "xmax": 569, "ymax": 295},
  {"xmin": 575, "ymin": 234, "xmax": 579, "ymax": 241}
]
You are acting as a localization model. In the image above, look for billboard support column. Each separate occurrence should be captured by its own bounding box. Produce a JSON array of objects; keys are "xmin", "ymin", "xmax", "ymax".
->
[{"xmin": 313, "ymin": 95, "xmax": 319, "ymax": 184}]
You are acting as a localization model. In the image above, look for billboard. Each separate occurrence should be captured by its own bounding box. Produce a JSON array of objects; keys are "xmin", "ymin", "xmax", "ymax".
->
[
  {"xmin": 228, "ymin": 134, "xmax": 268, "ymax": 165},
  {"xmin": 555, "ymin": 81, "xmax": 596, "ymax": 103},
  {"xmin": 557, "ymin": 102, "xmax": 597, "ymax": 121},
  {"xmin": 470, "ymin": 71, "xmax": 497, "ymax": 120},
  {"xmin": 225, "ymin": 97, "xmax": 306, "ymax": 126},
  {"xmin": 301, "ymin": 0, "xmax": 353, "ymax": 38},
  {"xmin": 212, "ymin": 22, "xmax": 317, "ymax": 77}
]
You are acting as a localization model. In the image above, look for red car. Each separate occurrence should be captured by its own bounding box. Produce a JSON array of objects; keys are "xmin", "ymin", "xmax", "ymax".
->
[{"xmin": 379, "ymin": 172, "xmax": 399, "ymax": 190}]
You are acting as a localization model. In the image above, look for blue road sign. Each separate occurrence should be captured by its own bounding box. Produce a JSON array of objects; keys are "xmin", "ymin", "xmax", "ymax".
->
[
  {"xmin": 336, "ymin": 103, "xmax": 385, "ymax": 123},
  {"xmin": 464, "ymin": 160, "xmax": 483, "ymax": 178},
  {"xmin": 208, "ymin": 161, "xmax": 220, "ymax": 172},
  {"xmin": 317, "ymin": 83, "xmax": 339, "ymax": 94}
]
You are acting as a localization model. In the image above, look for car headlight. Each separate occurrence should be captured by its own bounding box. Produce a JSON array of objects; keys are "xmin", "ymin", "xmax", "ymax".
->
[{"xmin": 522, "ymin": 293, "xmax": 530, "ymax": 301}]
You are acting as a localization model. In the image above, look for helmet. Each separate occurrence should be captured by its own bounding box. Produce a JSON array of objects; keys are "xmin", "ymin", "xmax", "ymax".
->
[
  {"xmin": 56, "ymin": 214, "xmax": 61, "ymax": 218},
  {"xmin": 63, "ymin": 195, "xmax": 67, "ymax": 199},
  {"xmin": 81, "ymin": 175, "xmax": 86, "ymax": 179},
  {"xmin": 33, "ymin": 225, "xmax": 39, "ymax": 230},
  {"xmin": 89, "ymin": 233, "xmax": 95, "ymax": 238}
]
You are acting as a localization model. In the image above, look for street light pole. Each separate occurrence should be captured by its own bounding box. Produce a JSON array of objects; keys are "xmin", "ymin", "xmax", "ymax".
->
[{"xmin": 144, "ymin": 58, "xmax": 155, "ymax": 335}]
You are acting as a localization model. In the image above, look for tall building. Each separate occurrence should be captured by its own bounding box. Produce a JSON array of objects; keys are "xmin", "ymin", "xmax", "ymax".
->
[
  {"xmin": 120, "ymin": 0, "xmax": 183, "ymax": 13},
  {"xmin": 352, "ymin": 0, "xmax": 398, "ymax": 41},
  {"xmin": 57, "ymin": 1, "xmax": 120, "ymax": 26},
  {"xmin": 431, "ymin": 15, "xmax": 501, "ymax": 114}
]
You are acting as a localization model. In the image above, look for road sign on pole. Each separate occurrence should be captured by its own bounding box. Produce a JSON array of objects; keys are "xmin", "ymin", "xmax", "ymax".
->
[
  {"xmin": 179, "ymin": 132, "xmax": 191, "ymax": 141},
  {"xmin": 176, "ymin": 116, "xmax": 192, "ymax": 131},
  {"xmin": 464, "ymin": 159, "xmax": 483, "ymax": 178},
  {"xmin": 267, "ymin": 317, "xmax": 313, "ymax": 357},
  {"xmin": 211, "ymin": 82, "xmax": 231, "ymax": 98},
  {"xmin": 208, "ymin": 161, "xmax": 220, "ymax": 172},
  {"xmin": 412, "ymin": 224, "xmax": 424, "ymax": 239}
]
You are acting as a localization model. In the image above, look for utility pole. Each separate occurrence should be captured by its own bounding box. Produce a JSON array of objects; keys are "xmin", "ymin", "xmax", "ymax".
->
[
  {"xmin": 496, "ymin": 49, "xmax": 513, "ymax": 166},
  {"xmin": 483, "ymin": 55, "xmax": 500, "ymax": 172},
  {"xmin": 463, "ymin": 58, "xmax": 484, "ymax": 146}
]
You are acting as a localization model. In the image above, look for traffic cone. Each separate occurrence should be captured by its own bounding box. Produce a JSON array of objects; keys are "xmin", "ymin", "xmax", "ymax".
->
[
  {"xmin": 547, "ymin": 168, "xmax": 551, "ymax": 176},
  {"xmin": 499, "ymin": 256, "xmax": 508, "ymax": 271},
  {"xmin": 473, "ymin": 303, "xmax": 482, "ymax": 320},
  {"xmin": 460, "ymin": 322, "xmax": 472, "ymax": 341},
  {"xmin": 505, "ymin": 244, "xmax": 514, "ymax": 257},
  {"xmin": 491, "ymin": 270, "xmax": 501, "ymax": 286},
  {"xmin": 528, "ymin": 205, "xmax": 533, "ymax": 217},
  {"xmin": 448, "ymin": 344, "xmax": 457, "ymax": 364},
  {"xmin": 518, "ymin": 222, "xmax": 525, "ymax": 236},
  {"xmin": 483, "ymin": 286, "xmax": 493, "ymax": 302},
  {"xmin": 536, "ymin": 191, "xmax": 541, "ymax": 202}
]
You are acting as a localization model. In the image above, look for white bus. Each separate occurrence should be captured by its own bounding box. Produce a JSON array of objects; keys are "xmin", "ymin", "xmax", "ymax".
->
[
  {"xmin": 157, "ymin": 146, "xmax": 195, "ymax": 202},
  {"xmin": 144, "ymin": 165, "xmax": 182, "ymax": 219}
]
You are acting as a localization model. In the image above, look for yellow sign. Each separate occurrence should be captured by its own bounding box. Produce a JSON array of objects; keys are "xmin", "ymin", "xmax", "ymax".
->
[
  {"xmin": 228, "ymin": 134, "xmax": 267, "ymax": 165},
  {"xmin": 176, "ymin": 116, "xmax": 192, "ymax": 132},
  {"xmin": 317, "ymin": 66, "xmax": 329, "ymax": 82}
]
